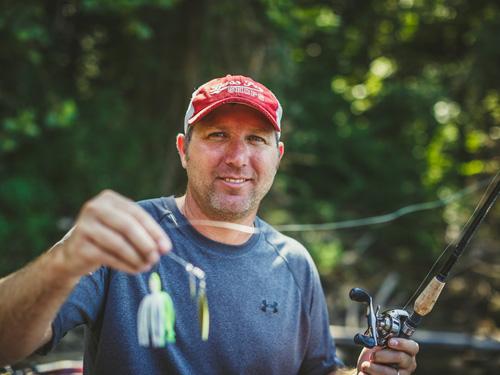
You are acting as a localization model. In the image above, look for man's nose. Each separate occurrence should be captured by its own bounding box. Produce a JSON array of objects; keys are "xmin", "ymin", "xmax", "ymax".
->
[{"xmin": 224, "ymin": 138, "xmax": 249, "ymax": 167}]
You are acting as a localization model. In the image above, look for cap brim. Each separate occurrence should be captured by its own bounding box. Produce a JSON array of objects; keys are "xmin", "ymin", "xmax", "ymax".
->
[{"xmin": 187, "ymin": 98, "xmax": 280, "ymax": 132}]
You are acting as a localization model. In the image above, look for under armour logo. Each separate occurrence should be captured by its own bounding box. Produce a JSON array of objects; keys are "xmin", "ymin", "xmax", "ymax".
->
[{"xmin": 260, "ymin": 300, "xmax": 278, "ymax": 313}]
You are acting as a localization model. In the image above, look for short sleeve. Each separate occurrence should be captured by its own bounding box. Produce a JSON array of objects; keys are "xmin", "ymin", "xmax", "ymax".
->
[
  {"xmin": 36, "ymin": 267, "xmax": 109, "ymax": 355},
  {"xmin": 299, "ymin": 265, "xmax": 344, "ymax": 374}
]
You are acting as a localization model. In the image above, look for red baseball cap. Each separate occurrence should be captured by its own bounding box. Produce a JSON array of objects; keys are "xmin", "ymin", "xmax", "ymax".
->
[{"xmin": 184, "ymin": 74, "xmax": 283, "ymax": 135}]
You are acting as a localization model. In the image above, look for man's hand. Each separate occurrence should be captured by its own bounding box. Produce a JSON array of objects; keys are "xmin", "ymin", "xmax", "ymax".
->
[
  {"xmin": 54, "ymin": 190, "xmax": 172, "ymax": 277},
  {"xmin": 356, "ymin": 338, "xmax": 419, "ymax": 374},
  {"xmin": 0, "ymin": 190, "xmax": 172, "ymax": 366}
]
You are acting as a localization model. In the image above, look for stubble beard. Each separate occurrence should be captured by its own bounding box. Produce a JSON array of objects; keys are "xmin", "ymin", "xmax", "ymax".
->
[
  {"xmin": 189, "ymin": 180, "xmax": 263, "ymax": 222},
  {"xmin": 207, "ymin": 187, "xmax": 258, "ymax": 221},
  {"xmin": 187, "ymin": 171, "xmax": 276, "ymax": 222}
]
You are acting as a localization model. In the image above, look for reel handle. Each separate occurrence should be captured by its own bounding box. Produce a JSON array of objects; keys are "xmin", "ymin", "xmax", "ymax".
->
[{"xmin": 349, "ymin": 287, "xmax": 379, "ymax": 347}]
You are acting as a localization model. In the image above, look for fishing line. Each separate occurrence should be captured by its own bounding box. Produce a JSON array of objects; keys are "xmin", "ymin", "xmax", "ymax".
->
[{"xmin": 152, "ymin": 175, "xmax": 492, "ymax": 236}]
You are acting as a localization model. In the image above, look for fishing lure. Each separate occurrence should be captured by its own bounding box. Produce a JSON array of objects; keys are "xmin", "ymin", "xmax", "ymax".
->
[
  {"xmin": 137, "ymin": 252, "xmax": 209, "ymax": 348},
  {"xmin": 137, "ymin": 272, "xmax": 176, "ymax": 347}
]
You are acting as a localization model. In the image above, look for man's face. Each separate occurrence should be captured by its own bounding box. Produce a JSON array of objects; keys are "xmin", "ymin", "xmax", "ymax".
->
[{"xmin": 178, "ymin": 104, "xmax": 284, "ymax": 221}]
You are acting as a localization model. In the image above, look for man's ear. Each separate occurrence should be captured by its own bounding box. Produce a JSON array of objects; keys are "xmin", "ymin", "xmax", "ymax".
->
[
  {"xmin": 278, "ymin": 141, "xmax": 285, "ymax": 160},
  {"xmin": 176, "ymin": 133, "xmax": 187, "ymax": 169}
]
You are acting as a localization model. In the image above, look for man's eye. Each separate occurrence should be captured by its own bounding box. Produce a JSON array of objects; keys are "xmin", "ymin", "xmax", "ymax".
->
[
  {"xmin": 208, "ymin": 132, "xmax": 226, "ymax": 139},
  {"xmin": 248, "ymin": 135, "xmax": 266, "ymax": 143}
]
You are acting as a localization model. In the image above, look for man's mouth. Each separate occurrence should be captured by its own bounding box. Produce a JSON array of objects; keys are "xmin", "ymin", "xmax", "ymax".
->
[
  {"xmin": 218, "ymin": 177, "xmax": 252, "ymax": 185},
  {"xmin": 223, "ymin": 178, "xmax": 246, "ymax": 183}
]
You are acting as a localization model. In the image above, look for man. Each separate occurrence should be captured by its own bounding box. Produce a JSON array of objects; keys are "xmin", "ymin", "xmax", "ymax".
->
[{"xmin": 0, "ymin": 75, "xmax": 418, "ymax": 374}]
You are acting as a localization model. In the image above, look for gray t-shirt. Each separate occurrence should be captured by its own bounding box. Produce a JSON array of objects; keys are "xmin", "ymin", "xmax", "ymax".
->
[{"xmin": 40, "ymin": 196, "xmax": 342, "ymax": 374}]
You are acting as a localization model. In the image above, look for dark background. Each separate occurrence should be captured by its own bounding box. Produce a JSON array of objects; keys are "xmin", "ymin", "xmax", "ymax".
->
[{"xmin": 1, "ymin": 1, "xmax": 499, "ymax": 373}]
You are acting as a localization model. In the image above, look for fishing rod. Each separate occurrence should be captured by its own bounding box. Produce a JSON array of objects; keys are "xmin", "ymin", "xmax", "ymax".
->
[{"xmin": 349, "ymin": 174, "xmax": 500, "ymax": 348}]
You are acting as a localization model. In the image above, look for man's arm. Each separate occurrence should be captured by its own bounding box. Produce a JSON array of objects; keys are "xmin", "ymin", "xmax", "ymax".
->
[
  {"xmin": 0, "ymin": 247, "xmax": 80, "ymax": 365},
  {"xmin": 0, "ymin": 190, "xmax": 171, "ymax": 366}
]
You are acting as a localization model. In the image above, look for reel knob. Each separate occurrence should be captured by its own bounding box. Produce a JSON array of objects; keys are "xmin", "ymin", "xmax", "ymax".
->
[
  {"xmin": 349, "ymin": 287, "xmax": 371, "ymax": 303},
  {"xmin": 354, "ymin": 333, "xmax": 376, "ymax": 348}
]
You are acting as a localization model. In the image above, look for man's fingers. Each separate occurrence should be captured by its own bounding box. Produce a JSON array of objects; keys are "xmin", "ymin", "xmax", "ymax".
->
[
  {"xmin": 99, "ymin": 191, "xmax": 172, "ymax": 254},
  {"xmin": 387, "ymin": 338, "xmax": 419, "ymax": 356},
  {"xmin": 83, "ymin": 240, "xmax": 150, "ymax": 274},
  {"xmin": 360, "ymin": 362, "xmax": 411, "ymax": 375},
  {"xmin": 81, "ymin": 220, "xmax": 156, "ymax": 270},
  {"xmin": 125, "ymin": 201, "xmax": 172, "ymax": 254},
  {"xmin": 91, "ymin": 203, "xmax": 160, "ymax": 261},
  {"xmin": 369, "ymin": 339, "xmax": 418, "ymax": 374},
  {"xmin": 359, "ymin": 360, "xmax": 398, "ymax": 375},
  {"xmin": 372, "ymin": 349, "xmax": 408, "ymax": 367}
]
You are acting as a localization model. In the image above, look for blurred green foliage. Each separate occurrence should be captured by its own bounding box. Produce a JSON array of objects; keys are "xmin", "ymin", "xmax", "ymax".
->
[{"xmin": 1, "ymin": 0, "xmax": 499, "ymax": 348}]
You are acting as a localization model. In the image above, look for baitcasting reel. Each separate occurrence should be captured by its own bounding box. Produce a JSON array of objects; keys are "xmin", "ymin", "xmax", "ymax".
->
[{"xmin": 349, "ymin": 287, "xmax": 411, "ymax": 348}]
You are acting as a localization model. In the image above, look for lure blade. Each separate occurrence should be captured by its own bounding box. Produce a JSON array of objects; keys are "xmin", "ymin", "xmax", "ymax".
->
[
  {"xmin": 198, "ymin": 280, "xmax": 209, "ymax": 341},
  {"xmin": 137, "ymin": 272, "xmax": 176, "ymax": 347},
  {"xmin": 189, "ymin": 273, "xmax": 197, "ymax": 299}
]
